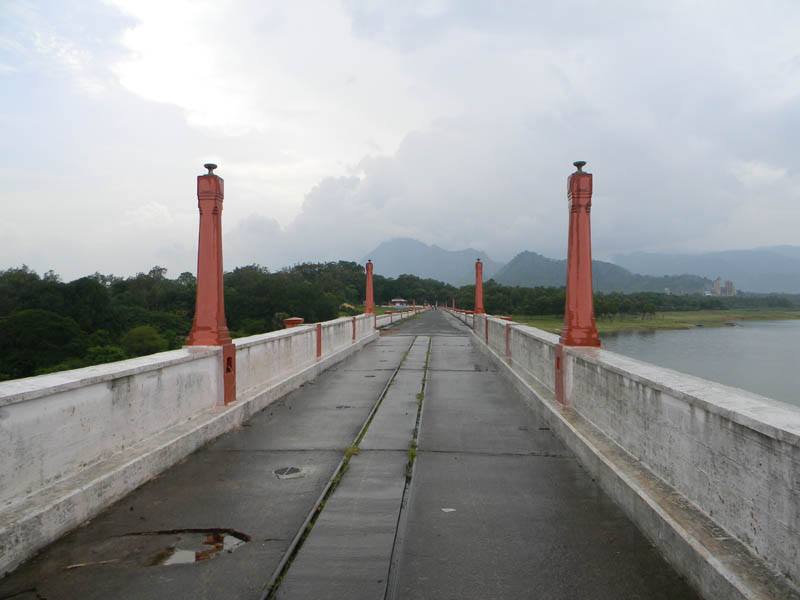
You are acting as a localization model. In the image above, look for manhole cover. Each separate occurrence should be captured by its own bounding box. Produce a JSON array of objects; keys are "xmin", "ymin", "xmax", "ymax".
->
[{"xmin": 274, "ymin": 466, "xmax": 303, "ymax": 480}]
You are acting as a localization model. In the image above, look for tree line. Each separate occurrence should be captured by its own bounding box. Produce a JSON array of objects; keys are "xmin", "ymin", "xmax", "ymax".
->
[{"xmin": 1, "ymin": 264, "xmax": 797, "ymax": 380}]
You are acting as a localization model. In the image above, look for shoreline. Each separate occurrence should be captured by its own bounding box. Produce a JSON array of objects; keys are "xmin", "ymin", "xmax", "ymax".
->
[{"xmin": 513, "ymin": 310, "xmax": 800, "ymax": 336}]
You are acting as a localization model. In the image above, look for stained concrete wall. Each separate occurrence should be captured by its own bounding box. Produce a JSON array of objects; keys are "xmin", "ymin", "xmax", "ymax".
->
[
  {"xmin": 0, "ymin": 310, "xmax": 421, "ymax": 577},
  {"xmin": 0, "ymin": 348, "xmax": 221, "ymax": 509},
  {"xmin": 451, "ymin": 310, "xmax": 800, "ymax": 598},
  {"xmin": 566, "ymin": 346, "xmax": 800, "ymax": 588}
]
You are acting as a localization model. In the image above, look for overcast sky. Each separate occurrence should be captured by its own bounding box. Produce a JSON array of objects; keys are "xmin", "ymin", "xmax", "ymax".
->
[{"xmin": 2, "ymin": 0, "xmax": 799, "ymax": 281}]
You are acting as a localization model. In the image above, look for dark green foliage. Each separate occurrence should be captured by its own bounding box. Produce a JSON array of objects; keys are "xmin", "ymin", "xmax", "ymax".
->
[
  {"xmin": 1, "ymin": 262, "xmax": 798, "ymax": 382},
  {"xmin": 121, "ymin": 325, "xmax": 168, "ymax": 357},
  {"xmin": 0, "ymin": 309, "xmax": 88, "ymax": 379}
]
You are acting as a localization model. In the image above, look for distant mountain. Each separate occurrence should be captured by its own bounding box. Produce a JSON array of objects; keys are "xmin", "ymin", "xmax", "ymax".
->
[
  {"xmin": 493, "ymin": 251, "xmax": 710, "ymax": 294},
  {"xmin": 362, "ymin": 238, "xmax": 504, "ymax": 285},
  {"xmin": 612, "ymin": 246, "xmax": 800, "ymax": 293}
]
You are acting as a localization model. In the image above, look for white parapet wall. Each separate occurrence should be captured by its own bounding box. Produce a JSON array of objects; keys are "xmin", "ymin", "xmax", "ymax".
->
[
  {"xmin": 0, "ymin": 310, "xmax": 421, "ymax": 577},
  {"xmin": 450, "ymin": 309, "xmax": 800, "ymax": 600}
]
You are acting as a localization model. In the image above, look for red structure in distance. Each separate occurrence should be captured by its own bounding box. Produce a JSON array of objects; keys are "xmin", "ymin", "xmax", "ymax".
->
[
  {"xmin": 186, "ymin": 163, "xmax": 236, "ymax": 405},
  {"xmin": 474, "ymin": 259, "xmax": 485, "ymax": 314},
  {"xmin": 559, "ymin": 161, "xmax": 601, "ymax": 348},
  {"xmin": 365, "ymin": 260, "xmax": 375, "ymax": 315}
]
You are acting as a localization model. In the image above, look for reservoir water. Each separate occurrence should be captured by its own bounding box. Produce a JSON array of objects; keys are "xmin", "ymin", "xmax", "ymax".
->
[{"xmin": 600, "ymin": 319, "xmax": 800, "ymax": 409}]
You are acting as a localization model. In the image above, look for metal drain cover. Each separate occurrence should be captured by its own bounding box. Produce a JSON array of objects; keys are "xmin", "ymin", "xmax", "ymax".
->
[{"xmin": 274, "ymin": 466, "xmax": 303, "ymax": 480}]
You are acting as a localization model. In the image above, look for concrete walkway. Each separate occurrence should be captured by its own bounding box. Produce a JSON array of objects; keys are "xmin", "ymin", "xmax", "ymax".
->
[{"xmin": 0, "ymin": 311, "xmax": 698, "ymax": 599}]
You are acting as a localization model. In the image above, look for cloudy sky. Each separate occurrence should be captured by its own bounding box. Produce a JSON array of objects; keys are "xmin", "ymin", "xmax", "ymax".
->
[{"xmin": 1, "ymin": 0, "xmax": 799, "ymax": 280}]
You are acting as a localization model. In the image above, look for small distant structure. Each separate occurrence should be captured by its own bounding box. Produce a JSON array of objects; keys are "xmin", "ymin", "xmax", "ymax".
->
[
  {"xmin": 710, "ymin": 277, "xmax": 736, "ymax": 297},
  {"xmin": 664, "ymin": 288, "xmax": 671, "ymax": 295},
  {"xmin": 391, "ymin": 298, "xmax": 408, "ymax": 307},
  {"xmin": 724, "ymin": 280, "xmax": 736, "ymax": 297}
]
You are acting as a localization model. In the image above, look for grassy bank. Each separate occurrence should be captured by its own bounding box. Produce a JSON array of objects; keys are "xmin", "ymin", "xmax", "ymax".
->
[{"xmin": 512, "ymin": 309, "xmax": 800, "ymax": 335}]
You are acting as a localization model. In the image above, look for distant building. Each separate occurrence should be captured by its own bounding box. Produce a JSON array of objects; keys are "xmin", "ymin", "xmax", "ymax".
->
[
  {"xmin": 664, "ymin": 288, "xmax": 671, "ymax": 295},
  {"xmin": 391, "ymin": 298, "xmax": 407, "ymax": 307},
  {"xmin": 724, "ymin": 280, "xmax": 736, "ymax": 297},
  {"xmin": 711, "ymin": 277, "xmax": 736, "ymax": 297}
]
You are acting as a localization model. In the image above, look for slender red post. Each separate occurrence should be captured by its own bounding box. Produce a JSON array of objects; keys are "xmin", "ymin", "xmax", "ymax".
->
[
  {"xmin": 560, "ymin": 161, "xmax": 600, "ymax": 348},
  {"xmin": 187, "ymin": 163, "xmax": 235, "ymax": 405},
  {"xmin": 505, "ymin": 322, "xmax": 511, "ymax": 360},
  {"xmin": 365, "ymin": 260, "xmax": 375, "ymax": 315},
  {"xmin": 352, "ymin": 316, "xmax": 356, "ymax": 342},
  {"xmin": 474, "ymin": 259, "xmax": 485, "ymax": 314},
  {"xmin": 452, "ymin": 297, "xmax": 455, "ymax": 310},
  {"xmin": 316, "ymin": 323, "xmax": 322, "ymax": 359}
]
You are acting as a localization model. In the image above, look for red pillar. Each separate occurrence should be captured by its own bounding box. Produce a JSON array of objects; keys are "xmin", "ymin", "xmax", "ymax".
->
[
  {"xmin": 316, "ymin": 323, "xmax": 322, "ymax": 359},
  {"xmin": 560, "ymin": 161, "xmax": 600, "ymax": 348},
  {"xmin": 474, "ymin": 259, "xmax": 485, "ymax": 314},
  {"xmin": 365, "ymin": 260, "xmax": 375, "ymax": 315},
  {"xmin": 284, "ymin": 317, "xmax": 304, "ymax": 328},
  {"xmin": 187, "ymin": 163, "xmax": 236, "ymax": 405}
]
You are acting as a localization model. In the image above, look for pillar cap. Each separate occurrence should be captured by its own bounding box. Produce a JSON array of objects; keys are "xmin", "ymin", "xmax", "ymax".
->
[
  {"xmin": 204, "ymin": 163, "xmax": 218, "ymax": 175},
  {"xmin": 573, "ymin": 160, "xmax": 587, "ymax": 172}
]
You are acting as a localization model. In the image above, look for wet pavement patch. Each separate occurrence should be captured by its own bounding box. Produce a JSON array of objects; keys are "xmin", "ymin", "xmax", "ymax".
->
[
  {"xmin": 274, "ymin": 466, "xmax": 304, "ymax": 479},
  {"xmin": 54, "ymin": 529, "xmax": 251, "ymax": 572},
  {"xmin": 149, "ymin": 530, "xmax": 248, "ymax": 566}
]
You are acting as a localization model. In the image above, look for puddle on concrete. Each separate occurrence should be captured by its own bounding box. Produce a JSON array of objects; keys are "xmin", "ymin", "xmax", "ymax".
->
[
  {"xmin": 274, "ymin": 466, "xmax": 304, "ymax": 480},
  {"xmin": 151, "ymin": 531, "xmax": 248, "ymax": 566},
  {"xmin": 54, "ymin": 529, "xmax": 250, "ymax": 572}
]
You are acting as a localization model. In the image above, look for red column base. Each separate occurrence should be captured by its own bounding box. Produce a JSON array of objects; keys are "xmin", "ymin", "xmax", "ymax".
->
[
  {"xmin": 559, "ymin": 326, "xmax": 601, "ymax": 347},
  {"xmin": 554, "ymin": 344, "xmax": 565, "ymax": 405},
  {"xmin": 222, "ymin": 343, "xmax": 236, "ymax": 405}
]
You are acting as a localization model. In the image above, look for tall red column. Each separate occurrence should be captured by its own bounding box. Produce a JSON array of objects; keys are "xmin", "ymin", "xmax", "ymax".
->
[
  {"xmin": 365, "ymin": 260, "xmax": 375, "ymax": 315},
  {"xmin": 187, "ymin": 163, "xmax": 236, "ymax": 405},
  {"xmin": 560, "ymin": 161, "xmax": 600, "ymax": 347},
  {"xmin": 474, "ymin": 259, "xmax": 485, "ymax": 314}
]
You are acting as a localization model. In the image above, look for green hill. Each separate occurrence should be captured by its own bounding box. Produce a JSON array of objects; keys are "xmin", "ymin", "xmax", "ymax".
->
[{"xmin": 493, "ymin": 251, "xmax": 710, "ymax": 294}]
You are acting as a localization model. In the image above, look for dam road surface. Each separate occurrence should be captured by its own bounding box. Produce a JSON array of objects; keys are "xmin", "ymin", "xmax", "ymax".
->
[{"xmin": 0, "ymin": 310, "xmax": 698, "ymax": 600}]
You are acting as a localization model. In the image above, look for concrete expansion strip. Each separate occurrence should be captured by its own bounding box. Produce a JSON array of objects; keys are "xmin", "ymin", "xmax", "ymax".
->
[
  {"xmin": 0, "ymin": 330, "xmax": 379, "ymax": 579},
  {"xmin": 446, "ymin": 310, "xmax": 800, "ymax": 600},
  {"xmin": 271, "ymin": 336, "xmax": 430, "ymax": 600}
]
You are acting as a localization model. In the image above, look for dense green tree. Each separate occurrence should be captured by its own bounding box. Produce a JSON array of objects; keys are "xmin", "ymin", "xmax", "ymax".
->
[
  {"xmin": 0, "ymin": 309, "xmax": 88, "ymax": 379},
  {"xmin": 121, "ymin": 325, "xmax": 168, "ymax": 357}
]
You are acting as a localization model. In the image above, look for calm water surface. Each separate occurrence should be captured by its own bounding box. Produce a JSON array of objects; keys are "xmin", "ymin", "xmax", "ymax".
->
[{"xmin": 601, "ymin": 319, "xmax": 800, "ymax": 408}]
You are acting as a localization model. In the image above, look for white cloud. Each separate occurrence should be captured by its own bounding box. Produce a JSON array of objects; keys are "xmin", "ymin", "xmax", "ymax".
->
[
  {"xmin": 3, "ymin": 0, "xmax": 800, "ymax": 280},
  {"xmin": 123, "ymin": 201, "xmax": 174, "ymax": 228},
  {"xmin": 732, "ymin": 160, "xmax": 787, "ymax": 187}
]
